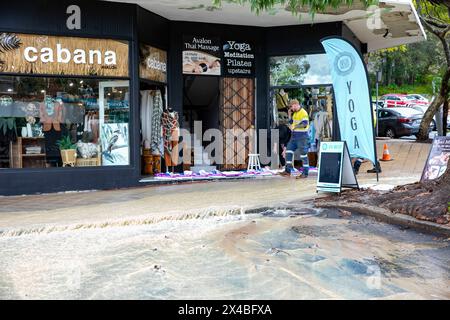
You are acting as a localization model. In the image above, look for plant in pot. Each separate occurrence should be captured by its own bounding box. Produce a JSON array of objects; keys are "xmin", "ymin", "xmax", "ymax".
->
[{"xmin": 56, "ymin": 135, "xmax": 77, "ymax": 167}]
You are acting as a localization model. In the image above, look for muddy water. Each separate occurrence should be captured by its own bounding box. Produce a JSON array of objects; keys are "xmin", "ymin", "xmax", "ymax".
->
[{"xmin": 0, "ymin": 205, "xmax": 449, "ymax": 300}]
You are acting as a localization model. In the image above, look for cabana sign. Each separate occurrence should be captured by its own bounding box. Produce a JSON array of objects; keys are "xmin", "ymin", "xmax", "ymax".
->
[
  {"xmin": 139, "ymin": 44, "xmax": 167, "ymax": 83},
  {"xmin": 0, "ymin": 33, "xmax": 129, "ymax": 77}
]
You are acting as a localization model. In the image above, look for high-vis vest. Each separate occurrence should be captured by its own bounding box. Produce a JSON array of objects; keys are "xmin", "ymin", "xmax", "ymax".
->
[{"xmin": 291, "ymin": 108, "xmax": 309, "ymax": 133}]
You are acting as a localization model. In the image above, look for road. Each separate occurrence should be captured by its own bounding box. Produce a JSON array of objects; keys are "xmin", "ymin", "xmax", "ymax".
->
[{"xmin": 0, "ymin": 204, "xmax": 448, "ymax": 299}]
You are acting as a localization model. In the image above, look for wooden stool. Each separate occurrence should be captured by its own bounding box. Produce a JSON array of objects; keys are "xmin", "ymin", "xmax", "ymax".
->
[{"xmin": 247, "ymin": 154, "xmax": 261, "ymax": 171}]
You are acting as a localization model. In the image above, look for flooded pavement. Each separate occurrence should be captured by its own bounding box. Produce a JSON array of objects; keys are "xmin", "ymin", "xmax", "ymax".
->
[{"xmin": 0, "ymin": 204, "xmax": 448, "ymax": 300}]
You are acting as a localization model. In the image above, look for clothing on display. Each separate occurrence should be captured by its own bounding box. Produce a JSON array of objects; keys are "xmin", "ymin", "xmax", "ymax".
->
[
  {"xmin": 161, "ymin": 109, "xmax": 179, "ymax": 168},
  {"xmin": 276, "ymin": 90, "xmax": 289, "ymax": 111},
  {"xmin": 140, "ymin": 90, "xmax": 153, "ymax": 149},
  {"xmin": 40, "ymin": 98, "xmax": 63, "ymax": 132},
  {"xmin": 150, "ymin": 90, "xmax": 164, "ymax": 155},
  {"xmin": 83, "ymin": 111, "xmax": 99, "ymax": 143},
  {"xmin": 309, "ymin": 110, "xmax": 332, "ymax": 152}
]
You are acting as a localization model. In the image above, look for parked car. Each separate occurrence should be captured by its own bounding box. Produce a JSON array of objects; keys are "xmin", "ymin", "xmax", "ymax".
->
[
  {"xmin": 377, "ymin": 107, "xmax": 424, "ymax": 138},
  {"xmin": 409, "ymin": 104, "xmax": 436, "ymax": 130},
  {"xmin": 379, "ymin": 94, "xmax": 411, "ymax": 108},
  {"xmin": 405, "ymin": 94, "xmax": 430, "ymax": 107},
  {"xmin": 405, "ymin": 94, "xmax": 429, "ymax": 105}
]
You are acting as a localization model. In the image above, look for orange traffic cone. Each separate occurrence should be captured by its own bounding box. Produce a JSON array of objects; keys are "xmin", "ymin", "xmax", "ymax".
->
[{"xmin": 380, "ymin": 144, "xmax": 393, "ymax": 161}]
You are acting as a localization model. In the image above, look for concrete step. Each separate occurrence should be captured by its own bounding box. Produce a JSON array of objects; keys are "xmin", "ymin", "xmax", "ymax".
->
[{"xmin": 190, "ymin": 165, "xmax": 217, "ymax": 173}]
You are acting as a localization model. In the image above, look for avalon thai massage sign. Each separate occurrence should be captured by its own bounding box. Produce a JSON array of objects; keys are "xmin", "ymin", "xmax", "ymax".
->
[
  {"xmin": 182, "ymin": 35, "xmax": 221, "ymax": 76},
  {"xmin": 0, "ymin": 33, "xmax": 129, "ymax": 77}
]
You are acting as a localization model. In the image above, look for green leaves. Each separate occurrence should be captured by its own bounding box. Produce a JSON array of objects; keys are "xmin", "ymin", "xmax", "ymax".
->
[
  {"xmin": 56, "ymin": 135, "xmax": 76, "ymax": 150},
  {"xmin": 213, "ymin": 0, "xmax": 378, "ymax": 16}
]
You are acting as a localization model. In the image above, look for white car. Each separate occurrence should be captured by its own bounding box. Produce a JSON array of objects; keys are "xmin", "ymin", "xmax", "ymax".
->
[
  {"xmin": 405, "ymin": 94, "xmax": 429, "ymax": 105},
  {"xmin": 409, "ymin": 104, "xmax": 436, "ymax": 130}
]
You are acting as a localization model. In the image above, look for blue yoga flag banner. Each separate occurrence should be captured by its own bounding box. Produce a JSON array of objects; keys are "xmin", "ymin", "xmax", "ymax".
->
[{"xmin": 321, "ymin": 37, "xmax": 377, "ymax": 165}]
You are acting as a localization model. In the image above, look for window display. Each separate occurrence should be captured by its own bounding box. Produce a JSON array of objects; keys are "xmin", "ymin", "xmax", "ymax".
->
[{"xmin": 0, "ymin": 76, "xmax": 130, "ymax": 168}]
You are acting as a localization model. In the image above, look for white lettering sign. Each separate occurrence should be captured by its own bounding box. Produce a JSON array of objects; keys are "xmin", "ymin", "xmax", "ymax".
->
[{"xmin": 23, "ymin": 45, "xmax": 117, "ymax": 66}]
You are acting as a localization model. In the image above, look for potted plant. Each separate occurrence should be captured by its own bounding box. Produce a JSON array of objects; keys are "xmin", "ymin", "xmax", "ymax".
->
[{"xmin": 56, "ymin": 135, "xmax": 77, "ymax": 167}]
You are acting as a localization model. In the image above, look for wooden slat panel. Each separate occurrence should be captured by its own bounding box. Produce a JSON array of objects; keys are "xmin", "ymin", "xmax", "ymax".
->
[{"xmin": 219, "ymin": 78, "xmax": 254, "ymax": 170}]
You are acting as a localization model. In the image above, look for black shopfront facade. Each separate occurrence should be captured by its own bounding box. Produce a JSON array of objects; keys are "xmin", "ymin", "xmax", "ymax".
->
[{"xmin": 0, "ymin": 0, "xmax": 363, "ymax": 195}]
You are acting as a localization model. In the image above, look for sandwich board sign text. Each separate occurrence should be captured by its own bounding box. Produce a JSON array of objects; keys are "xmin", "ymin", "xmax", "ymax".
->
[
  {"xmin": 317, "ymin": 141, "xmax": 359, "ymax": 193},
  {"xmin": 420, "ymin": 136, "xmax": 450, "ymax": 182}
]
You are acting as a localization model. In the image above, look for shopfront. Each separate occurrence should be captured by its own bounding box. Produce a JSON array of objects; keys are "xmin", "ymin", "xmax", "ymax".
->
[{"xmin": 0, "ymin": 0, "xmax": 424, "ymax": 195}]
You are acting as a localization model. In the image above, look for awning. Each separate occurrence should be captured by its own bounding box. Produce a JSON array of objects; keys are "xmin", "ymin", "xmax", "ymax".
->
[{"xmin": 106, "ymin": 0, "xmax": 426, "ymax": 51}]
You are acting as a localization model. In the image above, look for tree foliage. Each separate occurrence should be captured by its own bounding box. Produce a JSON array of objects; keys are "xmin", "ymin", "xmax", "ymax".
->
[
  {"xmin": 269, "ymin": 56, "xmax": 310, "ymax": 86},
  {"xmin": 368, "ymin": 35, "xmax": 445, "ymax": 91},
  {"xmin": 213, "ymin": 0, "xmax": 377, "ymax": 15}
]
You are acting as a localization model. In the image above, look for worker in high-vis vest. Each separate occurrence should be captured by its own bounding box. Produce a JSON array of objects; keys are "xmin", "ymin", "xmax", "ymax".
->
[{"xmin": 281, "ymin": 99, "xmax": 310, "ymax": 178}]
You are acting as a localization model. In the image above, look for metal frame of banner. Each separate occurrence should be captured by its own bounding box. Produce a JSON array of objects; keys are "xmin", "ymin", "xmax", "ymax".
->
[{"xmin": 320, "ymin": 36, "xmax": 379, "ymax": 182}]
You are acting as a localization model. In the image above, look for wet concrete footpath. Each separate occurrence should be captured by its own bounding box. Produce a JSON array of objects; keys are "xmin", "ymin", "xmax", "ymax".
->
[
  {"xmin": 0, "ymin": 174, "xmax": 420, "ymax": 235},
  {"xmin": 0, "ymin": 139, "xmax": 430, "ymax": 234}
]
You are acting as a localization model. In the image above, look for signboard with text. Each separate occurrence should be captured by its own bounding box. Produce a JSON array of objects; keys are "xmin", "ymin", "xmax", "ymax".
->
[
  {"xmin": 139, "ymin": 44, "xmax": 167, "ymax": 83},
  {"xmin": 0, "ymin": 33, "xmax": 129, "ymax": 77},
  {"xmin": 182, "ymin": 35, "xmax": 221, "ymax": 76},
  {"xmin": 421, "ymin": 136, "xmax": 450, "ymax": 182},
  {"xmin": 317, "ymin": 141, "xmax": 359, "ymax": 193},
  {"xmin": 222, "ymin": 40, "xmax": 255, "ymax": 77}
]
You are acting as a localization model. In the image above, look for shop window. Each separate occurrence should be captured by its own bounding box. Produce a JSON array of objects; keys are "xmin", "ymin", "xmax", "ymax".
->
[
  {"xmin": 0, "ymin": 76, "xmax": 130, "ymax": 169},
  {"xmin": 269, "ymin": 54, "xmax": 331, "ymax": 87}
]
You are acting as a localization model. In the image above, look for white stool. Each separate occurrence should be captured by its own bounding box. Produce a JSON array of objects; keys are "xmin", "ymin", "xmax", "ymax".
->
[{"xmin": 247, "ymin": 154, "xmax": 261, "ymax": 171}]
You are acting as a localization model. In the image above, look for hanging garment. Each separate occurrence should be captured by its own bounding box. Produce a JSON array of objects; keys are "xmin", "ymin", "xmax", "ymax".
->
[
  {"xmin": 90, "ymin": 116, "xmax": 99, "ymax": 143},
  {"xmin": 276, "ymin": 91, "xmax": 289, "ymax": 111},
  {"xmin": 40, "ymin": 101, "xmax": 63, "ymax": 132},
  {"xmin": 161, "ymin": 110, "xmax": 179, "ymax": 167},
  {"xmin": 140, "ymin": 90, "xmax": 154, "ymax": 149},
  {"xmin": 150, "ymin": 91, "xmax": 163, "ymax": 155},
  {"xmin": 313, "ymin": 111, "xmax": 332, "ymax": 143}
]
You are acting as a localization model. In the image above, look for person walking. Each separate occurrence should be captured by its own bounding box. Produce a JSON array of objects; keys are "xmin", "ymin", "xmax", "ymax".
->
[{"xmin": 280, "ymin": 99, "xmax": 310, "ymax": 178}]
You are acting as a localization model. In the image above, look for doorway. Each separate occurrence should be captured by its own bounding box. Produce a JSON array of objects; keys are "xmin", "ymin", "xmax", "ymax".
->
[
  {"xmin": 220, "ymin": 77, "xmax": 255, "ymax": 170},
  {"xmin": 182, "ymin": 76, "xmax": 255, "ymax": 171},
  {"xmin": 270, "ymin": 85, "xmax": 334, "ymax": 168}
]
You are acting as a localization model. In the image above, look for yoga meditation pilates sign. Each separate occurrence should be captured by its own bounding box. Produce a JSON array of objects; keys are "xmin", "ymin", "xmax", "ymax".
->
[{"xmin": 0, "ymin": 33, "xmax": 129, "ymax": 77}]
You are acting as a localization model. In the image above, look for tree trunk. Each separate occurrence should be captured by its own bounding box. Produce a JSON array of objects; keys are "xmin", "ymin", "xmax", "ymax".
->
[
  {"xmin": 417, "ymin": 68, "xmax": 450, "ymax": 141},
  {"xmin": 443, "ymin": 98, "xmax": 449, "ymax": 136}
]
